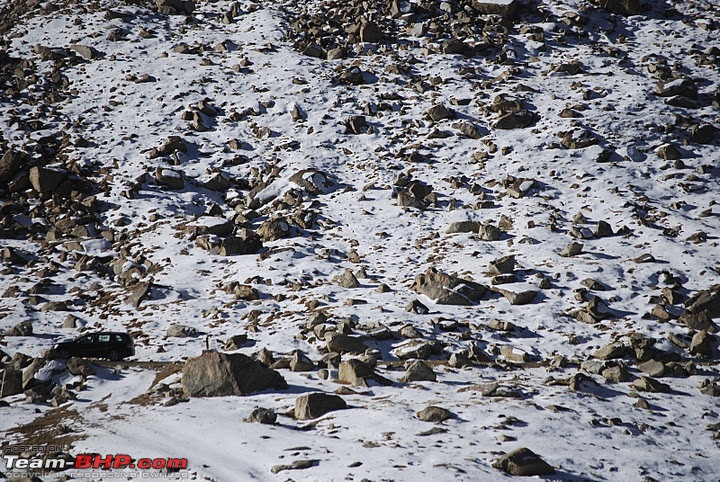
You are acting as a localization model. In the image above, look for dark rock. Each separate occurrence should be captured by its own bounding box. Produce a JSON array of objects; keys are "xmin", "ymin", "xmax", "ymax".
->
[
  {"xmin": 29, "ymin": 166, "xmax": 66, "ymax": 192},
  {"xmin": 326, "ymin": 333, "xmax": 368, "ymax": 354},
  {"xmin": 0, "ymin": 150, "xmax": 27, "ymax": 184},
  {"xmin": 494, "ymin": 110, "xmax": 536, "ymax": 129},
  {"xmin": 596, "ymin": 0, "xmax": 642, "ymax": 16},
  {"xmin": 156, "ymin": 0, "xmax": 195, "ymax": 15},
  {"xmin": 334, "ymin": 268, "xmax": 360, "ymax": 288},
  {"xmin": 345, "ymin": 115, "xmax": 368, "ymax": 134},
  {"xmin": 487, "ymin": 255, "xmax": 516, "ymax": 275},
  {"xmin": 493, "ymin": 448, "xmax": 555, "ymax": 476},
  {"xmin": 360, "ymin": 22, "xmax": 382, "ymax": 43},
  {"xmin": 0, "ymin": 368, "xmax": 23, "ymax": 397},
  {"xmin": 686, "ymin": 286, "xmax": 720, "ymax": 319},
  {"xmin": 182, "ymin": 351, "xmax": 287, "ymax": 396},
  {"xmin": 295, "ymin": 392, "xmax": 346, "ymax": 419},
  {"xmin": 690, "ymin": 124, "xmax": 717, "ymax": 144}
]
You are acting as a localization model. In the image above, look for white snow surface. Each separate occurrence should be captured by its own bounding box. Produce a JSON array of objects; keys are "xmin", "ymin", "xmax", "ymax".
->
[{"xmin": 1, "ymin": 0, "xmax": 719, "ymax": 481}]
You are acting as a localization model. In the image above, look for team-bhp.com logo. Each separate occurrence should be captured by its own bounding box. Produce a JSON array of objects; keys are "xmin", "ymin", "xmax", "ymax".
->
[{"xmin": 3, "ymin": 453, "xmax": 188, "ymax": 476}]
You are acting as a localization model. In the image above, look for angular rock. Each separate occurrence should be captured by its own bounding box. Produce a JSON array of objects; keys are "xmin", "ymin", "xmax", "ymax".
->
[
  {"xmin": 446, "ymin": 221, "xmax": 481, "ymax": 234},
  {"xmin": 487, "ymin": 255, "xmax": 515, "ymax": 275},
  {"xmin": 326, "ymin": 333, "xmax": 368, "ymax": 354},
  {"xmin": 167, "ymin": 324, "xmax": 197, "ymax": 338},
  {"xmin": 257, "ymin": 218, "xmax": 291, "ymax": 242},
  {"xmin": 638, "ymin": 359, "xmax": 665, "ymax": 377},
  {"xmin": 334, "ymin": 268, "xmax": 360, "ymax": 288},
  {"xmin": 4, "ymin": 321, "xmax": 33, "ymax": 336},
  {"xmin": 426, "ymin": 104, "xmax": 453, "ymax": 122},
  {"xmin": 29, "ymin": 166, "xmax": 66, "ymax": 192},
  {"xmin": 560, "ymin": 242, "xmax": 584, "ymax": 257},
  {"xmin": 154, "ymin": 167, "xmax": 184, "ymax": 190},
  {"xmin": 593, "ymin": 343, "xmax": 626, "ymax": 360},
  {"xmin": 360, "ymin": 22, "xmax": 382, "ymax": 43},
  {"xmin": 471, "ymin": 0, "xmax": 520, "ymax": 18},
  {"xmin": 493, "ymin": 448, "xmax": 555, "ymax": 476},
  {"xmin": 477, "ymin": 223, "xmax": 502, "ymax": 241},
  {"xmin": 295, "ymin": 392, "xmax": 346, "ymax": 419},
  {"xmin": 246, "ymin": 407, "xmax": 277, "ymax": 424},
  {"xmin": 494, "ymin": 110, "xmax": 536, "ymax": 129},
  {"xmin": 0, "ymin": 368, "xmax": 23, "ymax": 397},
  {"xmin": 289, "ymin": 350, "xmax": 315, "ymax": 372},
  {"xmin": 338, "ymin": 359, "xmax": 392, "ymax": 387},
  {"xmin": 690, "ymin": 331, "xmax": 714, "ymax": 357},
  {"xmin": 412, "ymin": 267, "xmax": 486, "ymax": 305},
  {"xmin": 70, "ymin": 44, "xmax": 103, "ymax": 60},
  {"xmin": 66, "ymin": 357, "xmax": 95, "ymax": 376},
  {"xmin": 182, "ymin": 352, "xmax": 287, "ymax": 397},
  {"xmin": 0, "ymin": 150, "xmax": 27, "ymax": 184},
  {"xmin": 126, "ymin": 282, "xmax": 151, "ymax": 308},
  {"xmin": 632, "ymin": 376, "xmax": 671, "ymax": 393},
  {"xmin": 149, "ymin": 136, "xmax": 187, "ymax": 158},
  {"xmin": 401, "ymin": 360, "xmax": 437, "ymax": 382},
  {"xmin": 289, "ymin": 169, "xmax": 333, "ymax": 195}
]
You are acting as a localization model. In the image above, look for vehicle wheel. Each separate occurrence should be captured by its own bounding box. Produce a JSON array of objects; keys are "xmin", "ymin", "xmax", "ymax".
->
[{"xmin": 107, "ymin": 351, "xmax": 121, "ymax": 361}]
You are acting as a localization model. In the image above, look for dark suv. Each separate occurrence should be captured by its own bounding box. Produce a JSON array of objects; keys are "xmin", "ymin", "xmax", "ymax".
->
[{"xmin": 53, "ymin": 332, "xmax": 135, "ymax": 361}]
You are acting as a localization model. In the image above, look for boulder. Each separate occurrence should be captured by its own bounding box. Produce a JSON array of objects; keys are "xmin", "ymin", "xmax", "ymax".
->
[
  {"xmin": 412, "ymin": 267, "xmax": 486, "ymax": 305},
  {"xmin": 360, "ymin": 22, "xmax": 382, "ymax": 43},
  {"xmin": 154, "ymin": 167, "xmax": 184, "ymax": 190},
  {"xmin": 417, "ymin": 405, "xmax": 453, "ymax": 423},
  {"xmin": 0, "ymin": 150, "xmax": 27, "ymax": 184},
  {"xmin": 0, "ymin": 368, "xmax": 23, "ymax": 397},
  {"xmin": 29, "ymin": 166, "xmax": 66, "ymax": 192},
  {"xmin": 289, "ymin": 169, "xmax": 333, "ymax": 195},
  {"xmin": 326, "ymin": 333, "xmax": 368, "ymax": 354},
  {"xmin": 246, "ymin": 407, "xmax": 277, "ymax": 424},
  {"xmin": 182, "ymin": 352, "xmax": 287, "ymax": 397},
  {"xmin": 257, "ymin": 218, "xmax": 291, "ymax": 242},
  {"xmin": 494, "ymin": 110, "xmax": 536, "ymax": 129},
  {"xmin": 471, "ymin": 0, "xmax": 520, "ymax": 18},
  {"xmin": 156, "ymin": 0, "xmax": 195, "ymax": 14},
  {"xmin": 426, "ymin": 104, "xmax": 453, "ymax": 122},
  {"xmin": 167, "ymin": 324, "xmax": 197, "ymax": 338},
  {"xmin": 4, "ymin": 321, "xmax": 33, "ymax": 336},
  {"xmin": 493, "ymin": 448, "xmax": 555, "ymax": 476},
  {"xmin": 401, "ymin": 360, "xmax": 436, "ymax": 382},
  {"xmin": 338, "ymin": 359, "xmax": 392, "ymax": 387},
  {"xmin": 295, "ymin": 392, "xmax": 346, "ymax": 419},
  {"xmin": 67, "ymin": 357, "xmax": 95, "ymax": 376}
]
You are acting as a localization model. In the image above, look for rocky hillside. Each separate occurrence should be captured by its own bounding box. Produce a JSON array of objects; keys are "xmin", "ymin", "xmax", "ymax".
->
[{"xmin": 1, "ymin": 0, "xmax": 719, "ymax": 480}]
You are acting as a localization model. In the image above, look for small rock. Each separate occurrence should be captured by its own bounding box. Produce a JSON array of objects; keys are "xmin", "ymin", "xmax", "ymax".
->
[
  {"xmin": 246, "ymin": 407, "xmax": 277, "ymax": 424},
  {"xmin": 167, "ymin": 324, "xmax": 196, "ymax": 338}
]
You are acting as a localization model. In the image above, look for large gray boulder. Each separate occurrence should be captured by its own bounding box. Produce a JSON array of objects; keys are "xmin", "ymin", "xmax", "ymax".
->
[
  {"xmin": 182, "ymin": 352, "xmax": 287, "ymax": 397},
  {"xmin": 0, "ymin": 368, "xmax": 23, "ymax": 397}
]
